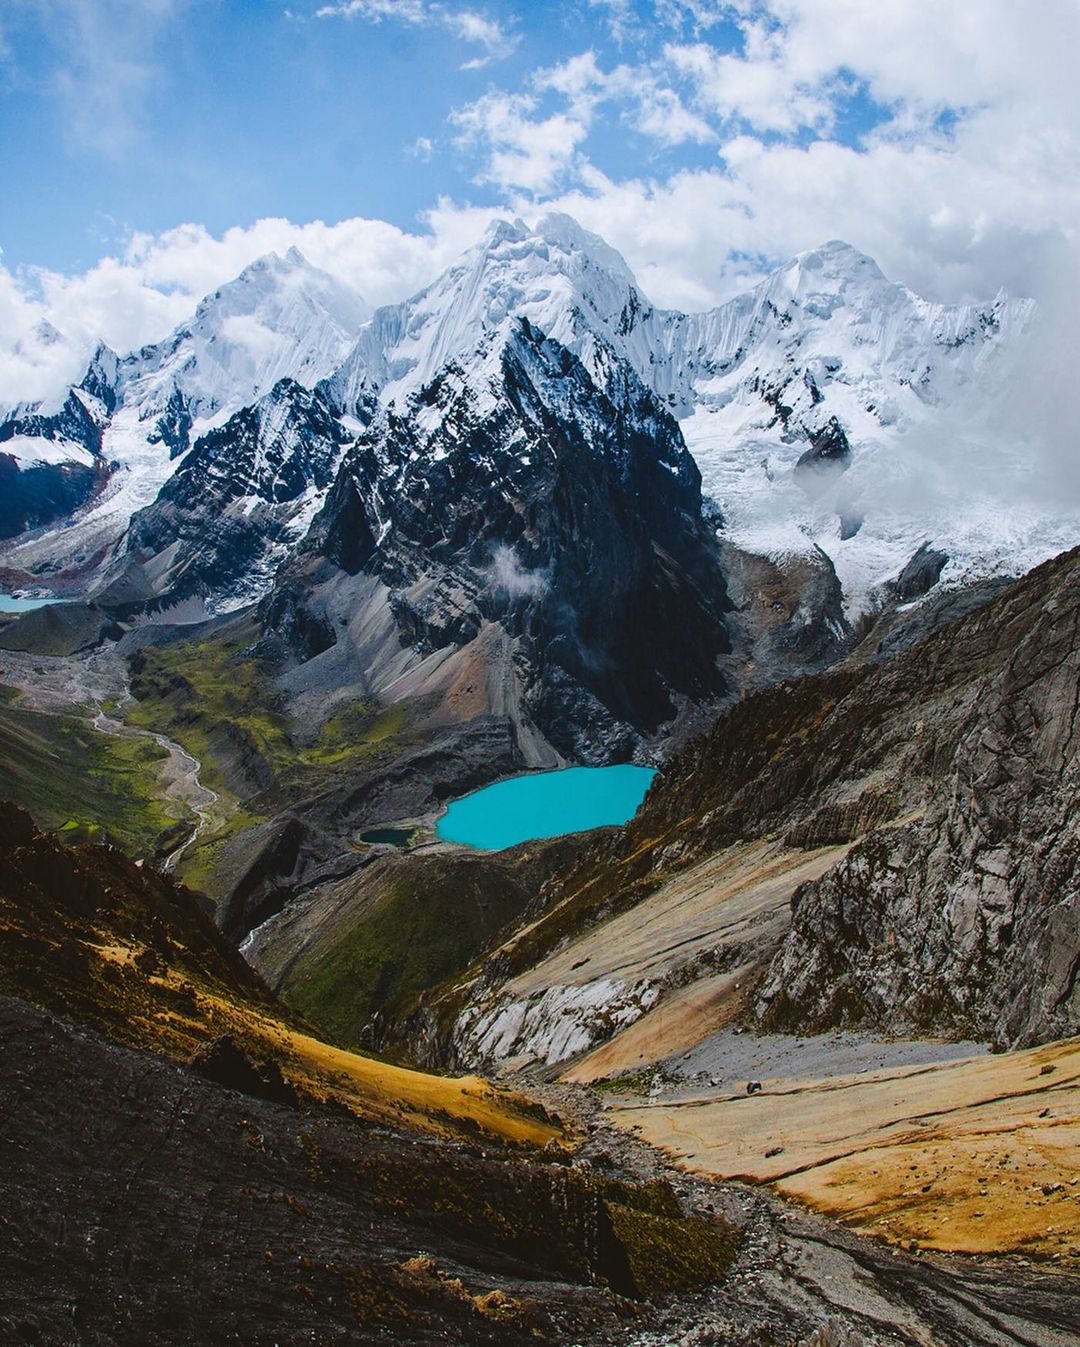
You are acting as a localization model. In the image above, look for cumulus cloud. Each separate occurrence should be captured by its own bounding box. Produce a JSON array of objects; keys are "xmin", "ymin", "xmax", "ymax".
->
[
  {"xmin": 452, "ymin": 91, "xmax": 592, "ymax": 193},
  {"xmin": 0, "ymin": 211, "xmax": 507, "ymax": 407},
  {"xmin": 444, "ymin": 0, "xmax": 1080, "ymax": 311}
]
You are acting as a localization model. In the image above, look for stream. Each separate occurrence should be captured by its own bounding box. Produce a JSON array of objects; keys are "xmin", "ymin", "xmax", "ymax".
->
[{"xmin": 91, "ymin": 691, "xmax": 219, "ymax": 870}]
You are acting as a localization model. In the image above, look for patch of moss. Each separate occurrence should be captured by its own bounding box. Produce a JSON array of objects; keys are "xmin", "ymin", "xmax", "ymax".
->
[
  {"xmin": 171, "ymin": 805, "xmax": 266, "ymax": 894},
  {"xmin": 591, "ymin": 1067, "xmax": 679, "ymax": 1096},
  {"xmin": 604, "ymin": 1201, "xmax": 740, "ymax": 1299}
]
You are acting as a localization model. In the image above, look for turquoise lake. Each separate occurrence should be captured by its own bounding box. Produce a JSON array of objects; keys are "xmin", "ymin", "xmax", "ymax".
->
[
  {"xmin": 0, "ymin": 595, "xmax": 60, "ymax": 612},
  {"xmin": 435, "ymin": 764, "xmax": 657, "ymax": 850}
]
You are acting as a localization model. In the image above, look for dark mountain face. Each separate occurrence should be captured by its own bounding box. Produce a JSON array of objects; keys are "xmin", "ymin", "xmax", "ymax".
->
[
  {"xmin": 756, "ymin": 545, "xmax": 1080, "ymax": 1047},
  {"xmin": 0, "ymin": 350, "xmax": 118, "ymax": 537},
  {"xmin": 271, "ymin": 319, "xmax": 732, "ymax": 760},
  {"xmin": 115, "ymin": 379, "xmax": 356, "ymax": 607},
  {"xmin": 0, "ymin": 451, "xmax": 106, "ymax": 540}
]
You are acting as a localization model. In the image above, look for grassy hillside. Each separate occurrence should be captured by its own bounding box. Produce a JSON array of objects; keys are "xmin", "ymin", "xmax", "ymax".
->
[
  {"xmin": 0, "ymin": 685, "xmax": 176, "ymax": 856},
  {"xmin": 252, "ymin": 838, "xmax": 589, "ymax": 1051}
]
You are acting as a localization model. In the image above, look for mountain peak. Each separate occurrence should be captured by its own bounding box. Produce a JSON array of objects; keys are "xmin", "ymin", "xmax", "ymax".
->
[
  {"xmin": 476, "ymin": 212, "xmax": 637, "ymax": 287},
  {"xmin": 780, "ymin": 239, "xmax": 889, "ymax": 290}
]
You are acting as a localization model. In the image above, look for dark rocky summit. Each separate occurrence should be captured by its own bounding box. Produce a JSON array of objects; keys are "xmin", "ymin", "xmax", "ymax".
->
[
  {"xmin": 267, "ymin": 318, "xmax": 734, "ymax": 763},
  {"xmin": 793, "ymin": 415, "xmax": 852, "ymax": 494}
]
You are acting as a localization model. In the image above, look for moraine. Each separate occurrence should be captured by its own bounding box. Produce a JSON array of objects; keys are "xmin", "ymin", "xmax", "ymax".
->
[{"xmin": 435, "ymin": 764, "xmax": 656, "ymax": 851}]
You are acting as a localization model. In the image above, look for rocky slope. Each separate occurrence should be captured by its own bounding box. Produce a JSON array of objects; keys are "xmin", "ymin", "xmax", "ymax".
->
[
  {"xmin": 359, "ymin": 547, "xmax": 1080, "ymax": 1074},
  {"xmin": 0, "ymin": 800, "xmax": 744, "ymax": 1342}
]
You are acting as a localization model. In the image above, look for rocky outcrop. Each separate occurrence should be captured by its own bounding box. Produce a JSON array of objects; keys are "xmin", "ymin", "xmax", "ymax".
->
[
  {"xmin": 269, "ymin": 317, "xmax": 733, "ymax": 762},
  {"xmin": 757, "ymin": 549, "xmax": 1080, "ymax": 1046},
  {"xmin": 891, "ymin": 542, "xmax": 949, "ymax": 601},
  {"xmin": 793, "ymin": 416, "xmax": 852, "ymax": 496}
]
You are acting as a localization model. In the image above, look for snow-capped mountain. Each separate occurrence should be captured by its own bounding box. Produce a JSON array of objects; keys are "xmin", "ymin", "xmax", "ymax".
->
[
  {"xmin": 322, "ymin": 215, "xmax": 1048, "ymax": 619},
  {"xmin": 264, "ymin": 313, "xmax": 732, "ymax": 760},
  {"xmin": 326, "ymin": 214, "xmax": 679, "ymax": 416},
  {"xmin": 0, "ymin": 249, "xmax": 367, "ymax": 573},
  {"xmin": 1, "ymin": 212, "xmax": 1072, "ymax": 638},
  {"xmin": 663, "ymin": 239, "xmax": 1042, "ymax": 609}
]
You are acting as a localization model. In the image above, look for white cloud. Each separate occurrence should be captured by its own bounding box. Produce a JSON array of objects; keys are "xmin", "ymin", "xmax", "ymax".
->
[
  {"xmin": 314, "ymin": 0, "xmax": 517, "ymax": 66},
  {"xmin": 664, "ymin": 37, "xmax": 833, "ymax": 134},
  {"xmin": 5, "ymin": 0, "xmax": 184, "ymax": 154},
  {"xmin": 452, "ymin": 91, "xmax": 591, "ymax": 193}
]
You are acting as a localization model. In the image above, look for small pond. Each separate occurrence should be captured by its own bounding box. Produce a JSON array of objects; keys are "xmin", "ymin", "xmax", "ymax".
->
[
  {"xmin": 435, "ymin": 764, "xmax": 657, "ymax": 851},
  {"xmin": 359, "ymin": 827, "xmax": 418, "ymax": 848}
]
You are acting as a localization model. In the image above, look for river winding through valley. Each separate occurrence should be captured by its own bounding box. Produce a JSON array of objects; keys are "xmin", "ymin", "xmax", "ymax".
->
[{"xmin": 90, "ymin": 690, "xmax": 218, "ymax": 870}]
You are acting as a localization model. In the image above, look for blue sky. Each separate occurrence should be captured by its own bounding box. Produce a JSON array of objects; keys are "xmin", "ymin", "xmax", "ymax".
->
[
  {"xmin": 1, "ymin": 1, "xmax": 1078, "ymax": 404},
  {"xmin": 1, "ymin": 0, "xmax": 875, "ymax": 275}
]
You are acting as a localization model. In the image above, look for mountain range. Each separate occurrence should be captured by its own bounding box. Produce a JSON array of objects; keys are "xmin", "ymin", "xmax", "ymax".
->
[
  {"xmin": 2, "ymin": 215, "xmax": 1080, "ymax": 1342},
  {"xmin": 0, "ymin": 214, "xmax": 1053, "ymax": 616}
]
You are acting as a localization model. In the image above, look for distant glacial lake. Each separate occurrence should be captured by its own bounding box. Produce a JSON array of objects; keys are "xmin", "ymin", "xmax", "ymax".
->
[
  {"xmin": 436, "ymin": 764, "xmax": 657, "ymax": 851},
  {"xmin": 0, "ymin": 595, "xmax": 61, "ymax": 613}
]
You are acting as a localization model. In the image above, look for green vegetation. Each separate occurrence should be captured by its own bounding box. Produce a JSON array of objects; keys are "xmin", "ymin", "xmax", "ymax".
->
[
  {"xmin": 280, "ymin": 855, "xmax": 535, "ymax": 1046},
  {"xmin": 0, "ymin": 686, "xmax": 176, "ymax": 857},
  {"xmin": 591, "ymin": 1066, "xmax": 678, "ymax": 1095},
  {"xmin": 605, "ymin": 1199, "xmax": 740, "ymax": 1298},
  {"xmin": 122, "ymin": 628, "xmax": 430, "ymax": 895},
  {"xmin": 171, "ymin": 806, "xmax": 265, "ymax": 895},
  {"xmin": 126, "ymin": 633, "xmax": 420, "ymax": 803}
]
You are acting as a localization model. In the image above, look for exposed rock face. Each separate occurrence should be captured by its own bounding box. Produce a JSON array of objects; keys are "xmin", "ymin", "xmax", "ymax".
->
[
  {"xmin": 719, "ymin": 541, "xmax": 850, "ymax": 689},
  {"xmin": 119, "ymin": 378, "xmax": 355, "ymax": 609},
  {"xmin": 758, "ymin": 549, "xmax": 1080, "ymax": 1046},
  {"xmin": 793, "ymin": 416, "xmax": 852, "ymax": 496},
  {"xmin": 891, "ymin": 541, "xmax": 949, "ymax": 601},
  {"xmin": 270, "ymin": 317, "xmax": 732, "ymax": 761}
]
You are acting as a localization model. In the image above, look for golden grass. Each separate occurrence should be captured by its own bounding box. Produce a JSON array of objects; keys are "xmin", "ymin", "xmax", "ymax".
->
[
  {"xmin": 609, "ymin": 1037, "xmax": 1080, "ymax": 1262},
  {"xmin": 92, "ymin": 935, "xmax": 560, "ymax": 1148}
]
